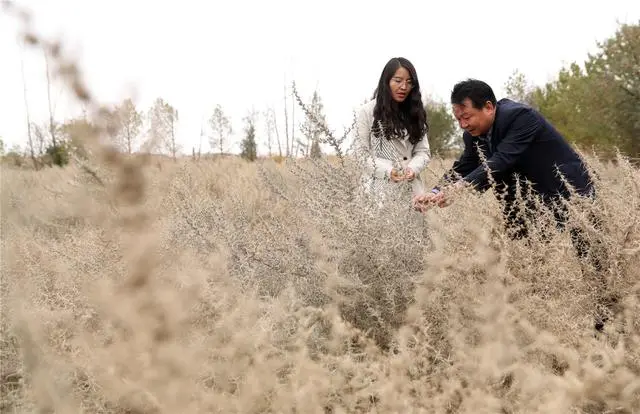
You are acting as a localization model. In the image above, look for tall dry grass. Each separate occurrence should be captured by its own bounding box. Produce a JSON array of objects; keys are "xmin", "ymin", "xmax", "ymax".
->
[
  {"xmin": 3, "ymin": 149, "xmax": 640, "ymax": 413},
  {"xmin": 2, "ymin": 2, "xmax": 640, "ymax": 412}
]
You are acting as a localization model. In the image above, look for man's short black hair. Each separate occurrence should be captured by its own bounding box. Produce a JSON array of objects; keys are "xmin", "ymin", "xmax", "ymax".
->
[{"xmin": 451, "ymin": 79, "xmax": 497, "ymax": 109}]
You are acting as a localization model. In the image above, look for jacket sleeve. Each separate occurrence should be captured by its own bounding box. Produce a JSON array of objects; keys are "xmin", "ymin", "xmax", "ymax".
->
[
  {"xmin": 434, "ymin": 133, "xmax": 481, "ymax": 190},
  {"xmin": 463, "ymin": 107, "xmax": 540, "ymax": 190},
  {"xmin": 354, "ymin": 104, "xmax": 394, "ymax": 179},
  {"xmin": 407, "ymin": 134, "xmax": 431, "ymax": 176}
]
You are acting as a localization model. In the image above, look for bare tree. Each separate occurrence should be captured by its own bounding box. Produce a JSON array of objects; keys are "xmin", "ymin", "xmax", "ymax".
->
[
  {"xmin": 263, "ymin": 106, "xmax": 283, "ymax": 157},
  {"xmin": 270, "ymin": 107, "xmax": 283, "ymax": 158},
  {"xmin": 298, "ymin": 89, "xmax": 326, "ymax": 158},
  {"xmin": 43, "ymin": 50, "xmax": 58, "ymax": 148},
  {"xmin": 240, "ymin": 109, "xmax": 258, "ymax": 161},
  {"xmin": 31, "ymin": 122, "xmax": 48, "ymax": 156},
  {"xmin": 20, "ymin": 42, "xmax": 39, "ymax": 169},
  {"xmin": 290, "ymin": 83, "xmax": 295, "ymax": 157},
  {"xmin": 148, "ymin": 98, "xmax": 180, "ymax": 160},
  {"xmin": 262, "ymin": 107, "xmax": 274, "ymax": 157},
  {"xmin": 197, "ymin": 120, "xmax": 204, "ymax": 160},
  {"xmin": 208, "ymin": 104, "xmax": 233, "ymax": 155},
  {"xmin": 283, "ymin": 82, "xmax": 290, "ymax": 157},
  {"xmin": 116, "ymin": 98, "xmax": 142, "ymax": 154}
]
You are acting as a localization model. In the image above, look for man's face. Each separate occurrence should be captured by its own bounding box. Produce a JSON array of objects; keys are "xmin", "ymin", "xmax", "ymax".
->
[{"xmin": 452, "ymin": 98, "xmax": 495, "ymax": 137}]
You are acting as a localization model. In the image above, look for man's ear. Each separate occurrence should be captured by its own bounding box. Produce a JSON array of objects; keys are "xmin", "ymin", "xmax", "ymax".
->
[{"xmin": 483, "ymin": 101, "xmax": 496, "ymax": 114}]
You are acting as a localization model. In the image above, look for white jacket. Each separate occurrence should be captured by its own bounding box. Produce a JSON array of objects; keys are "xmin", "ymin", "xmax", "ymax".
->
[{"xmin": 354, "ymin": 99, "xmax": 431, "ymax": 197}]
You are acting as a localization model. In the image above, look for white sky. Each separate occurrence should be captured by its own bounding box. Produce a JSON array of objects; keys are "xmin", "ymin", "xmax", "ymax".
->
[{"xmin": 1, "ymin": 0, "xmax": 639, "ymax": 155}]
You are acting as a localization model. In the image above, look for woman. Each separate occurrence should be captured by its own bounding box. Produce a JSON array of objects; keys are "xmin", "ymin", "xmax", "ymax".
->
[{"xmin": 354, "ymin": 57, "xmax": 431, "ymax": 203}]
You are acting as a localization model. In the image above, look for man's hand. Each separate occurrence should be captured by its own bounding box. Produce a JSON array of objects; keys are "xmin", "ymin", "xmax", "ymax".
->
[
  {"xmin": 412, "ymin": 191, "xmax": 442, "ymax": 212},
  {"xmin": 413, "ymin": 180, "xmax": 468, "ymax": 212},
  {"xmin": 434, "ymin": 190, "xmax": 450, "ymax": 208},
  {"xmin": 433, "ymin": 181, "xmax": 467, "ymax": 208}
]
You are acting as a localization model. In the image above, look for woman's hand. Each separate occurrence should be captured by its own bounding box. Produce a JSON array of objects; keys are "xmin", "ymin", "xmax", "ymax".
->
[
  {"xmin": 390, "ymin": 168, "xmax": 405, "ymax": 182},
  {"xmin": 404, "ymin": 167, "xmax": 415, "ymax": 181}
]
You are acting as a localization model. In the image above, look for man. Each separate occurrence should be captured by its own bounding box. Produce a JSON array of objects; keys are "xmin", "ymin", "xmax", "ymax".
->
[{"xmin": 414, "ymin": 79, "xmax": 612, "ymax": 331}]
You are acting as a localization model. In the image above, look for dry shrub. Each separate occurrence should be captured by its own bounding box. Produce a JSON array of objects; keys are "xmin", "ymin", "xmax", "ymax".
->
[
  {"xmin": 257, "ymin": 154, "xmax": 432, "ymax": 351},
  {"xmin": 3, "ymin": 144, "xmax": 640, "ymax": 414},
  {"xmin": 2, "ymin": 3, "xmax": 640, "ymax": 412}
]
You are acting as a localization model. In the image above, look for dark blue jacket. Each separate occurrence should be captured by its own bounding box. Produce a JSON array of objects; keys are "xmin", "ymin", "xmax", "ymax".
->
[{"xmin": 441, "ymin": 99, "xmax": 594, "ymax": 201}]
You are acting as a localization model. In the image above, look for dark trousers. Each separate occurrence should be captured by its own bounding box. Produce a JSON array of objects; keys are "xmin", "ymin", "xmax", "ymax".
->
[
  {"xmin": 500, "ymin": 192, "xmax": 615, "ymax": 330},
  {"xmin": 502, "ymin": 196, "xmax": 606, "ymax": 267}
]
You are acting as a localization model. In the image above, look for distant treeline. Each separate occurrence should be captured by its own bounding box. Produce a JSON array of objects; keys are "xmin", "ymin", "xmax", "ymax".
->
[{"xmin": 2, "ymin": 21, "xmax": 638, "ymax": 168}]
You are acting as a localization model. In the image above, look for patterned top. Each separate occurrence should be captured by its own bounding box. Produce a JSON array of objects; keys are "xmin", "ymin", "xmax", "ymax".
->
[{"xmin": 353, "ymin": 99, "xmax": 431, "ymax": 201}]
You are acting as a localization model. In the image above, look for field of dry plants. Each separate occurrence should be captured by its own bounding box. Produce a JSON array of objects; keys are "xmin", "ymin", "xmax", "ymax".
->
[
  {"xmin": 2, "ymin": 3, "xmax": 640, "ymax": 412},
  {"xmin": 2, "ymin": 148, "xmax": 640, "ymax": 413}
]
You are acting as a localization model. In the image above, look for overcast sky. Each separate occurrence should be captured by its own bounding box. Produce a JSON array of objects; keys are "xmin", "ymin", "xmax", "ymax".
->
[{"xmin": 1, "ymin": 0, "xmax": 639, "ymax": 155}]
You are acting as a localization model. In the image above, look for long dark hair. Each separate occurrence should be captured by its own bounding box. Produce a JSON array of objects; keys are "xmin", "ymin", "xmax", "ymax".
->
[{"xmin": 372, "ymin": 57, "xmax": 428, "ymax": 145}]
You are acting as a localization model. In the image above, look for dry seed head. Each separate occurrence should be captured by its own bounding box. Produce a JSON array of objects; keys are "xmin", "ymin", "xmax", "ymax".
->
[
  {"xmin": 72, "ymin": 79, "xmax": 91, "ymax": 102},
  {"xmin": 23, "ymin": 32, "xmax": 38, "ymax": 45},
  {"xmin": 59, "ymin": 62, "xmax": 78, "ymax": 78},
  {"xmin": 116, "ymin": 161, "xmax": 146, "ymax": 205},
  {"xmin": 48, "ymin": 41, "xmax": 61, "ymax": 58}
]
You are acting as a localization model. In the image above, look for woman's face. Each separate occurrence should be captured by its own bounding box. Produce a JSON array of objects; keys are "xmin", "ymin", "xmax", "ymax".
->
[{"xmin": 389, "ymin": 66, "xmax": 413, "ymax": 103}]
